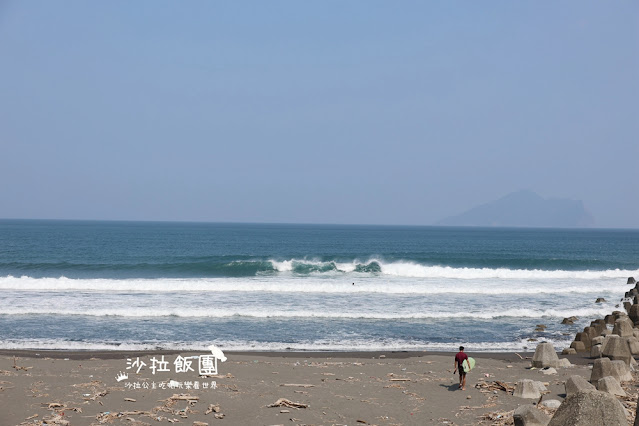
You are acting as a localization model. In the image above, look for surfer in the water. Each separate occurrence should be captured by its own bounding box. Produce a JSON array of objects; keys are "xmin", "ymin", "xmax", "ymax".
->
[{"xmin": 453, "ymin": 346, "xmax": 469, "ymax": 390}]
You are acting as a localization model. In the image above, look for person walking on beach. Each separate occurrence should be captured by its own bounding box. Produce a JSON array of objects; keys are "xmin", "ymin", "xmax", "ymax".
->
[{"xmin": 453, "ymin": 346, "xmax": 469, "ymax": 390}]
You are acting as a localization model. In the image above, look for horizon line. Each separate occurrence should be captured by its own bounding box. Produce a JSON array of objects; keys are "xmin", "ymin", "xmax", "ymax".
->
[{"xmin": 0, "ymin": 217, "xmax": 636, "ymax": 231}]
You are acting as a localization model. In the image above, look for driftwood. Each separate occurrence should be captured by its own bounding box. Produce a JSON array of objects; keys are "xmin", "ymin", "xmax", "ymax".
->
[
  {"xmin": 280, "ymin": 383, "xmax": 315, "ymax": 388},
  {"xmin": 39, "ymin": 414, "xmax": 69, "ymax": 426},
  {"xmin": 83, "ymin": 390, "xmax": 108, "ymax": 401},
  {"xmin": 13, "ymin": 356, "xmax": 32, "ymax": 371},
  {"xmin": 267, "ymin": 398, "xmax": 309, "ymax": 409},
  {"xmin": 168, "ymin": 393, "xmax": 199, "ymax": 401},
  {"xmin": 205, "ymin": 404, "xmax": 221, "ymax": 414},
  {"xmin": 47, "ymin": 402, "xmax": 64, "ymax": 409},
  {"xmin": 95, "ymin": 410, "xmax": 152, "ymax": 423},
  {"xmin": 479, "ymin": 409, "xmax": 515, "ymax": 425},
  {"xmin": 475, "ymin": 380, "xmax": 514, "ymax": 393}
]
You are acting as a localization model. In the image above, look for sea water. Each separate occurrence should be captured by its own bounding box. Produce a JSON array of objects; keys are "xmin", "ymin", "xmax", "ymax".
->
[{"xmin": 0, "ymin": 220, "xmax": 637, "ymax": 352}]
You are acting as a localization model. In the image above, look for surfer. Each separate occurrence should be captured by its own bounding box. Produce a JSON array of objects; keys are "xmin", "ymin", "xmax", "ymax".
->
[{"xmin": 453, "ymin": 346, "xmax": 469, "ymax": 390}]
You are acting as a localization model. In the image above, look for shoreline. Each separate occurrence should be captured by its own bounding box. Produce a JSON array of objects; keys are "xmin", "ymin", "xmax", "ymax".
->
[{"xmin": 0, "ymin": 348, "xmax": 593, "ymax": 364}]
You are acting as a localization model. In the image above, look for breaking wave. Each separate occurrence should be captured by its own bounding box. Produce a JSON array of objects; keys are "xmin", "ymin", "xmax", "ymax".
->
[{"xmin": 2, "ymin": 257, "xmax": 636, "ymax": 279}]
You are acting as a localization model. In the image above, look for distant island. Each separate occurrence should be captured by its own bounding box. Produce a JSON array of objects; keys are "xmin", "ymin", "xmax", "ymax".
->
[{"xmin": 437, "ymin": 190, "xmax": 595, "ymax": 228}]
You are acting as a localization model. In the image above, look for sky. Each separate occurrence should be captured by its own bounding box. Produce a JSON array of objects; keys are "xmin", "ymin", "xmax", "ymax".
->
[{"xmin": 1, "ymin": 1, "xmax": 637, "ymax": 227}]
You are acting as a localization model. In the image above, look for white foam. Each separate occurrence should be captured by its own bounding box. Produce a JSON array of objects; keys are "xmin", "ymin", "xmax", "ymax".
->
[
  {"xmin": 0, "ymin": 305, "xmax": 614, "ymax": 319},
  {"xmin": 270, "ymin": 260, "xmax": 294, "ymax": 272},
  {"xmin": 0, "ymin": 337, "xmax": 571, "ymax": 352},
  {"xmin": 376, "ymin": 262, "xmax": 637, "ymax": 279},
  {"xmin": 0, "ymin": 275, "xmax": 628, "ymax": 295}
]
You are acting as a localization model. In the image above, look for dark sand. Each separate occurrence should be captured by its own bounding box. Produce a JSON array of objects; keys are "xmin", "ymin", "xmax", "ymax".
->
[{"xmin": 1, "ymin": 349, "xmax": 625, "ymax": 426}]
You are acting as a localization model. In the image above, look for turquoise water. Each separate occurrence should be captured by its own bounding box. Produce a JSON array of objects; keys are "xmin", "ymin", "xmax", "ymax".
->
[{"xmin": 1, "ymin": 220, "xmax": 637, "ymax": 351}]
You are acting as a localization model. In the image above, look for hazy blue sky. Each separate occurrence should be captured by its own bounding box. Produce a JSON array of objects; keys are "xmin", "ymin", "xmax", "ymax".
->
[{"xmin": 1, "ymin": 2, "xmax": 637, "ymax": 227}]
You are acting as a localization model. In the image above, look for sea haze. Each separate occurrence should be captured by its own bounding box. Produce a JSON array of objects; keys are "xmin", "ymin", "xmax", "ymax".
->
[{"xmin": 0, "ymin": 220, "xmax": 637, "ymax": 352}]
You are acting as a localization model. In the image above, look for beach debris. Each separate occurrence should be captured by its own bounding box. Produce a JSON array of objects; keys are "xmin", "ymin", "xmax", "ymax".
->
[
  {"xmin": 40, "ymin": 414, "xmax": 70, "ymax": 425},
  {"xmin": 280, "ymin": 409, "xmax": 290, "ymax": 413},
  {"xmin": 280, "ymin": 383, "xmax": 315, "ymax": 387},
  {"xmin": 205, "ymin": 404, "xmax": 221, "ymax": 415},
  {"xmin": 84, "ymin": 389, "xmax": 108, "ymax": 401},
  {"xmin": 219, "ymin": 383, "xmax": 239, "ymax": 392},
  {"xmin": 95, "ymin": 410, "xmax": 153, "ymax": 424},
  {"xmin": 124, "ymin": 397, "xmax": 136, "ymax": 402},
  {"xmin": 202, "ymin": 372, "xmax": 234, "ymax": 379},
  {"xmin": 267, "ymin": 398, "xmax": 308, "ymax": 409},
  {"xmin": 475, "ymin": 380, "xmax": 513, "ymax": 393},
  {"xmin": 25, "ymin": 414, "xmax": 38, "ymax": 420},
  {"xmin": 47, "ymin": 402, "xmax": 65, "ymax": 409},
  {"xmin": 389, "ymin": 378, "xmax": 411, "ymax": 382},
  {"xmin": 168, "ymin": 393, "xmax": 199, "ymax": 401},
  {"xmin": 12, "ymin": 356, "xmax": 32, "ymax": 371},
  {"xmin": 383, "ymin": 383, "xmax": 404, "ymax": 389},
  {"xmin": 479, "ymin": 410, "xmax": 514, "ymax": 425},
  {"xmin": 193, "ymin": 422, "xmax": 209, "ymax": 426}
]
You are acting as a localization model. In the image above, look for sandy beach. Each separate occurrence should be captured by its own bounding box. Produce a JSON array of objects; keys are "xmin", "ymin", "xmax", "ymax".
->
[{"xmin": 1, "ymin": 349, "xmax": 632, "ymax": 426}]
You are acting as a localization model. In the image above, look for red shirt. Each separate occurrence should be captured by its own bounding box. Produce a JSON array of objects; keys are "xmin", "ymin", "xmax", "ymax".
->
[{"xmin": 455, "ymin": 351, "xmax": 468, "ymax": 368}]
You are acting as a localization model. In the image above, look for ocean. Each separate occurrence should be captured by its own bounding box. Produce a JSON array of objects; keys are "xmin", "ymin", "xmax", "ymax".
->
[{"xmin": 1, "ymin": 220, "xmax": 638, "ymax": 352}]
